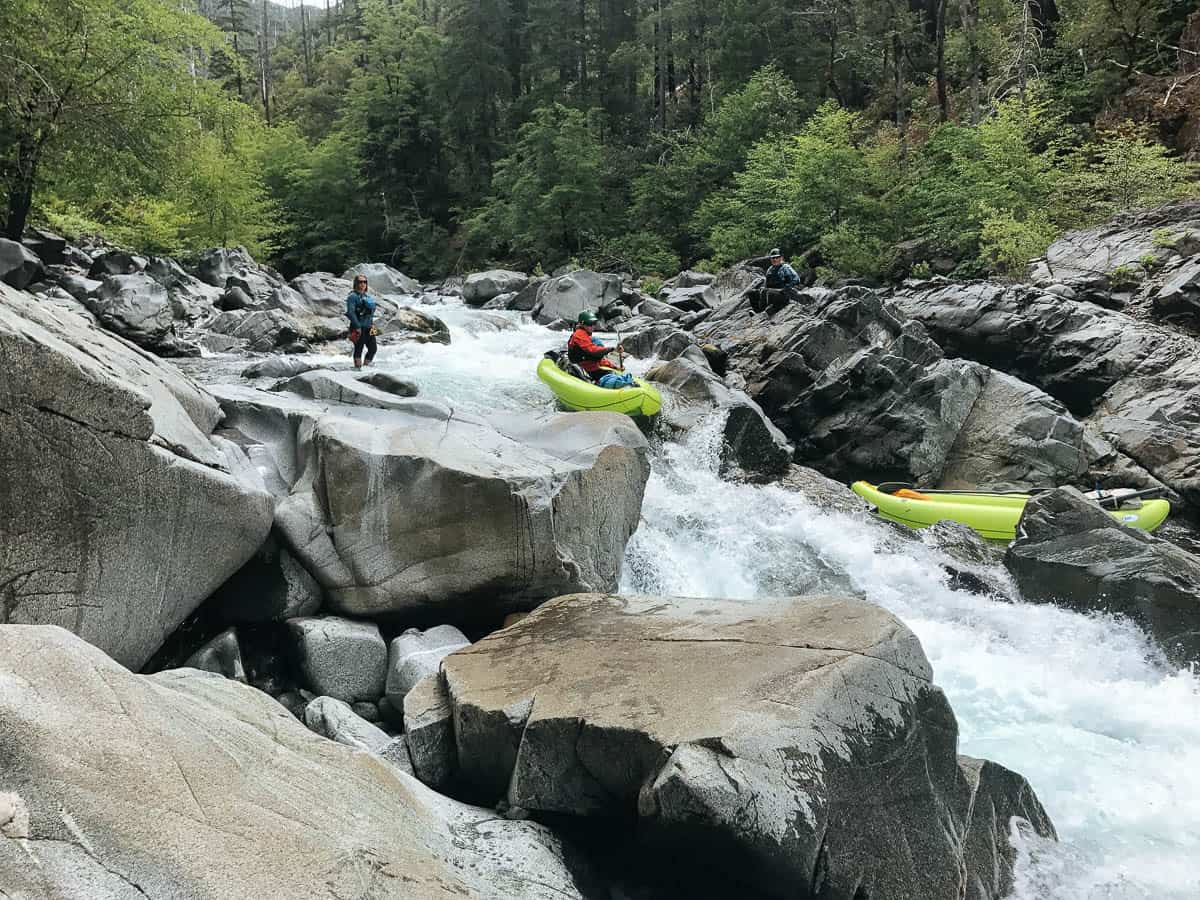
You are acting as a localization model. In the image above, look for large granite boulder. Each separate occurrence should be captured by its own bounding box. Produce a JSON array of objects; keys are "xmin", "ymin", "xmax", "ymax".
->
[
  {"xmin": 212, "ymin": 386, "xmax": 650, "ymax": 622},
  {"xmin": 0, "ymin": 625, "xmax": 590, "ymax": 899},
  {"xmin": 1005, "ymin": 487, "xmax": 1200, "ymax": 663},
  {"xmin": 442, "ymin": 593, "xmax": 1055, "ymax": 900},
  {"xmin": 289, "ymin": 271, "xmax": 354, "ymax": 317},
  {"xmin": 183, "ymin": 627, "xmax": 248, "ymax": 682},
  {"xmin": 0, "ymin": 285, "xmax": 273, "ymax": 668},
  {"xmin": 463, "ymin": 269, "xmax": 530, "ymax": 305},
  {"xmin": 270, "ymin": 369, "xmax": 421, "ymax": 409},
  {"xmin": 893, "ymin": 281, "xmax": 1200, "ymax": 508},
  {"xmin": 697, "ymin": 287, "xmax": 983, "ymax": 484},
  {"xmin": 83, "ymin": 273, "xmax": 175, "ymax": 348},
  {"xmin": 405, "ymin": 673, "xmax": 458, "ymax": 790},
  {"xmin": 341, "ymin": 261, "xmax": 422, "ymax": 296},
  {"xmin": 647, "ymin": 356, "xmax": 793, "ymax": 479},
  {"xmin": 0, "ymin": 238, "xmax": 45, "ymax": 290},
  {"xmin": 531, "ymin": 269, "xmax": 623, "ymax": 325},
  {"xmin": 508, "ymin": 275, "xmax": 548, "ymax": 311}
]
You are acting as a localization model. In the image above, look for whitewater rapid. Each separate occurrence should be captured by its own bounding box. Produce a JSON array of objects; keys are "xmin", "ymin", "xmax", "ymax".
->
[{"xmin": 315, "ymin": 299, "xmax": 1200, "ymax": 898}]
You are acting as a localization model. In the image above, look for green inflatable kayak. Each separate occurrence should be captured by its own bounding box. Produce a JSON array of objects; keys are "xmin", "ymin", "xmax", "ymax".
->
[
  {"xmin": 851, "ymin": 481, "xmax": 1170, "ymax": 541},
  {"xmin": 537, "ymin": 358, "xmax": 663, "ymax": 417}
]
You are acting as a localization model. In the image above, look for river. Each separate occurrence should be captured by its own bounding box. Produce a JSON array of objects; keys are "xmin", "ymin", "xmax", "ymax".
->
[{"xmin": 224, "ymin": 297, "xmax": 1200, "ymax": 898}]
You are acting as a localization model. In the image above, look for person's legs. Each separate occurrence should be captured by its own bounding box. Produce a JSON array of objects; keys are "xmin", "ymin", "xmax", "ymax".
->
[
  {"xmin": 353, "ymin": 330, "xmax": 370, "ymax": 367},
  {"xmin": 364, "ymin": 332, "xmax": 377, "ymax": 365}
]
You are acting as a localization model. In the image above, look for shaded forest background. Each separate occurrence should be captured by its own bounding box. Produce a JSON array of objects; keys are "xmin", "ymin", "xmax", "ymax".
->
[{"xmin": 3, "ymin": 0, "xmax": 1200, "ymax": 281}]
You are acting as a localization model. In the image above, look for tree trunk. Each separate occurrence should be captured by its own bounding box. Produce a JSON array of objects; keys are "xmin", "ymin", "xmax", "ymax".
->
[
  {"xmin": 326, "ymin": 0, "xmax": 333, "ymax": 45},
  {"xmin": 935, "ymin": 0, "xmax": 948, "ymax": 121},
  {"xmin": 959, "ymin": 0, "xmax": 980, "ymax": 123},
  {"xmin": 4, "ymin": 139, "xmax": 37, "ymax": 242},
  {"xmin": 578, "ymin": 0, "xmax": 587, "ymax": 95},
  {"xmin": 300, "ymin": 2, "xmax": 313, "ymax": 85},
  {"xmin": 259, "ymin": 0, "xmax": 271, "ymax": 124},
  {"xmin": 893, "ymin": 30, "xmax": 908, "ymax": 164}
]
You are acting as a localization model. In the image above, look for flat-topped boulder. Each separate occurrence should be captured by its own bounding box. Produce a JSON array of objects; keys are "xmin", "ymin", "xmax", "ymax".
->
[
  {"xmin": 212, "ymin": 386, "xmax": 650, "ymax": 622},
  {"xmin": 441, "ymin": 592, "xmax": 1055, "ymax": 899},
  {"xmin": 0, "ymin": 625, "xmax": 590, "ymax": 899},
  {"xmin": 0, "ymin": 284, "xmax": 272, "ymax": 668},
  {"xmin": 463, "ymin": 269, "xmax": 530, "ymax": 305}
]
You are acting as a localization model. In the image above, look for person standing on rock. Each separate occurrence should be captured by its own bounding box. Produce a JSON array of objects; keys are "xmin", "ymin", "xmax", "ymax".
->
[{"xmin": 346, "ymin": 275, "xmax": 378, "ymax": 368}]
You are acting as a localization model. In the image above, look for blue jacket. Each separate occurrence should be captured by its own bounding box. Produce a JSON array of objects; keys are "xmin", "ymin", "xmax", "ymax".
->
[
  {"xmin": 346, "ymin": 291, "xmax": 376, "ymax": 329},
  {"xmin": 766, "ymin": 262, "xmax": 800, "ymax": 288}
]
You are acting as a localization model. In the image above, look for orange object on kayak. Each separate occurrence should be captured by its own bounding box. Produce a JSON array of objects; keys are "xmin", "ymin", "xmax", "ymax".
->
[{"xmin": 893, "ymin": 488, "xmax": 931, "ymax": 500}]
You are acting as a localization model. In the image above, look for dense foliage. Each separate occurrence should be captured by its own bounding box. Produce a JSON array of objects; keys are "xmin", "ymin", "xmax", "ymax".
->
[{"xmin": 2, "ymin": 0, "xmax": 1198, "ymax": 279}]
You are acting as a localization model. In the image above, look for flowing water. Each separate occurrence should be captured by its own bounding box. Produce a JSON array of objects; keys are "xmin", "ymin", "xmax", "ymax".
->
[{"xmin": 224, "ymin": 298, "xmax": 1200, "ymax": 898}]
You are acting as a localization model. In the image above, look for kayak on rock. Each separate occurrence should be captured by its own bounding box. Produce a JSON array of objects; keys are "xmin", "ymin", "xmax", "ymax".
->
[
  {"xmin": 851, "ymin": 481, "xmax": 1171, "ymax": 541},
  {"xmin": 537, "ymin": 355, "xmax": 663, "ymax": 417}
]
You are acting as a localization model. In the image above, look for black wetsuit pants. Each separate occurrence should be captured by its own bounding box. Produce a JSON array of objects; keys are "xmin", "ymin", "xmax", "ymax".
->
[{"xmin": 353, "ymin": 329, "xmax": 377, "ymax": 363}]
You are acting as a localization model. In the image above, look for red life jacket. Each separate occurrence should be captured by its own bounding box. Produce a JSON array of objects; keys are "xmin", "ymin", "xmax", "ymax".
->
[{"xmin": 567, "ymin": 327, "xmax": 610, "ymax": 373}]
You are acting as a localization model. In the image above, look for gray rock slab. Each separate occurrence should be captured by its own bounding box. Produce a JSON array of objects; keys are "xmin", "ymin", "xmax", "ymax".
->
[
  {"xmin": 0, "ymin": 625, "xmax": 590, "ymax": 899},
  {"xmin": 443, "ymin": 592, "xmax": 1055, "ymax": 900},
  {"xmin": 531, "ymin": 269, "xmax": 623, "ymax": 325},
  {"xmin": 0, "ymin": 285, "xmax": 273, "ymax": 668}
]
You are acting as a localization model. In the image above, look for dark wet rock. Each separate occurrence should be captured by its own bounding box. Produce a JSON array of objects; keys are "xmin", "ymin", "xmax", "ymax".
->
[
  {"xmin": 0, "ymin": 238, "xmax": 46, "ymax": 290},
  {"xmin": 697, "ymin": 288, "xmax": 982, "ymax": 485},
  {"xmin": 1005, "ymin": 487, "xmax": 1200, "ymax": 663},
  {"xmin": 183, "ymin": 627, "xmax": 247, "ymax": 682},
  {"xmin": 88, "ymin": 249, "xmax": 146, "ymax": 278},
  {"xmin": 893, "ymin": 280, "xmax": 1200, "ymax": 509},
  {"xmin": 647, "ymin": 356, "xmax": 793, "ymax": 479},
  {"xmin": 404, "ymin": 673, "xmax": 458, "ymax": 790},
  {"xmin": 209, "ymin": 529, "xmax": 324, "ymax": 623},
  {"xmin": 357, "ymin": 370, "xmax": 419, "ymax": 397}
]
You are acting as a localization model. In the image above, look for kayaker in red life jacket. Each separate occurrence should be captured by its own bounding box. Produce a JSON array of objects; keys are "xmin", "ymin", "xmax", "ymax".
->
[{"xmin": 568, "ymin": 311, "xmax": 624, "ymax": 382}]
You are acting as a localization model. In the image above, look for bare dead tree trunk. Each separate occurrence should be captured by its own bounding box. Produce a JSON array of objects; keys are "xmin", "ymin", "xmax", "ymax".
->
[
  {"xmin": 259, "ymin": 0, "xmax": 271, "ymax": 123},
  {"xmin": 300, "ymin": 1, "xmax": 313, "ymax": 85}
]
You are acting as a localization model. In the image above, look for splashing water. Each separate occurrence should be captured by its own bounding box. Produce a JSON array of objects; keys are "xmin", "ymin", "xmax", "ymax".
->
[{"xmin": 257, "ymin": 299, "xmax": 1200, "ymax": 897}]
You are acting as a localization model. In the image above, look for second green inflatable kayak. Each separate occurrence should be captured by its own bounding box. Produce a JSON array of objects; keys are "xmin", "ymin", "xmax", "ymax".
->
[
  {"xmin": 851, "ymin": 481, "xmax": 1170, "ymax": 541},
  {"xmin": 537, "ymin": 358, "xmax": 663, "ymax": 417}
]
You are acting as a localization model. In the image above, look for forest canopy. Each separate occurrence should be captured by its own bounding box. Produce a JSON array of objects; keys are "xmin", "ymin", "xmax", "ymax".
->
[{"xmin": 2, "ymin": 0, "xmax": 1199, "ymax": 280}]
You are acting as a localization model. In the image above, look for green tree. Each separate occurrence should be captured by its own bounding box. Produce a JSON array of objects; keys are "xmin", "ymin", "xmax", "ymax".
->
[
  {"xmin": 467, "ymin": 104, "xmax": 605, "ymax": 267},
  {"xmin": 0, "ymin": 0, "xmax": 215, "ymax": 238}
]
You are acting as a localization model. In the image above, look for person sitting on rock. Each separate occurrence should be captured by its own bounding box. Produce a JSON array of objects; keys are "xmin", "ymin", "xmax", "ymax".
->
[
  {"xmin": 346, "ymin": 275, "xmax": 378, "ymax": 368},
  {"xmin": 568, "ymin": 311, "xmax": 633, "ymax": 387},
  {"xmin": 765, "ymin": 248, "xmax": 800, "ymax": 289}
]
